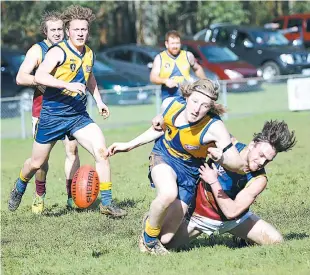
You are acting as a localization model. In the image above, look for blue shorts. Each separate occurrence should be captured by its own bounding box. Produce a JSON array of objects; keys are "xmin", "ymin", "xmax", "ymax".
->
[
  {"xmin": 148, "ymin": 152, "xmax": 200, "ymax": 205},
  {"xmin": 35, "ymin": 112, "xmax": 94, "ymax": 144}
]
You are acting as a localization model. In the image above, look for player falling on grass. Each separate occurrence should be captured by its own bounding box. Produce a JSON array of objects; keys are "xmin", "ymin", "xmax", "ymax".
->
[
  {"xmin": 167, "ymin": 120, "xmax": 296, "ymax": 249},
  {"xmin": 16, "ymin": 11, "xmax": 80, "ymax": 214},
  {"xmin": 108, "ymin": 79, "xmax": 246, "ymax": 255},
  {"xmin": 8, "ymin": 5, "xmax": 126, "ymax": 217}
]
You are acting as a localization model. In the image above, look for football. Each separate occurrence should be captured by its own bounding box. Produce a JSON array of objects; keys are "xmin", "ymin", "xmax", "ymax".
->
[{"xmin": 71, "ymin": 165, "xmax": 99, "ymax": 209}]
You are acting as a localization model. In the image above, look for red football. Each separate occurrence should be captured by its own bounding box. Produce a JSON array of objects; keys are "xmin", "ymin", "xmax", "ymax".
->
[{"xmin": 71, "ymin": 165, "xmax": 99, "ymax": 209}]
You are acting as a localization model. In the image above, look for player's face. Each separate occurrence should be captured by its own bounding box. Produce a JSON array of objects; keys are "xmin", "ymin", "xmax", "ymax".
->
[
  {"xmin": 45, "ymin": 20, "xmax": 64, "ymax": 44},
  {"xmin": 185, "ymin": 91, "xmax": 212, "ymax": 123},
  {"xmin": 247, "ymin": 142, "xmax": 276, "ymax": 171},
  {"xmin": 165, "ymin": 37, "xmax": 181, "ymax": 56},
  {"xmin": 67, "ymin": 19, "xmax": 89, "ymax": 48}
]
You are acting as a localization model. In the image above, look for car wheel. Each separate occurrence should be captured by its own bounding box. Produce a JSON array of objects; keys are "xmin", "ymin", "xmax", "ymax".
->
[
  {"xmin": 18, "ymin": 88, "xmax": 34, "ymax": 112},
  {"xmin": 261, "ymin": 61, "xmax": 280, "ymax": 80}
]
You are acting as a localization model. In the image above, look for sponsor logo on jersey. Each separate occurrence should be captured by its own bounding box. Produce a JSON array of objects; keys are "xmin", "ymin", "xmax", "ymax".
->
[
  {"xmin": 86, "ymin": 65, "xmax": 92, "ymax": 73},
  {"xmin": 70, "ymin": 63, "xmax": 76, "ymax": 72},
  {"xmin": 184, "ymin": 144, "xmax": 200, "ymax": 150}
]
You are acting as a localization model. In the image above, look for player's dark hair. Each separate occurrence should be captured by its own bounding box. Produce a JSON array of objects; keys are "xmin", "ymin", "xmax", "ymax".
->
[
  {"xmin": 40, "ymin": 10, "xmax": 62, "ymax": 35},
  {"xmin": 165, "ymin": 30, "xmax": 181, "ymax": 41},
  {"xmin": 253, "ymin": 120, "xmax": 296, "ymax": 152},
  {"xmin": 61, "ymin": 5, "xmax": 96, "ymax": 30}
]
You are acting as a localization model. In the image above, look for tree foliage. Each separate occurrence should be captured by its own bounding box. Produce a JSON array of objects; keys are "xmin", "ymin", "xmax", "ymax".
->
[{"xmin": 1, "ymin": 0, "xmax": 309, "ymax": 52}]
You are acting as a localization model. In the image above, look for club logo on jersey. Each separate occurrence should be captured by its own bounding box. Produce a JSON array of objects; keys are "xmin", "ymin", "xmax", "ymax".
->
[
  {"xmin": 164, "ymin": 63, "xmax": 170, "ymax": 69},
  {"xmin": 70, "ymin": 63, "xmax": 76, "ymax": 72},
  {"xmin": 184, "ymin": 144, "xmax": 200, "ymax": 150},
  {"xmin": 86, "ymin": 65, "xmax": 92, "ymax": 73}
]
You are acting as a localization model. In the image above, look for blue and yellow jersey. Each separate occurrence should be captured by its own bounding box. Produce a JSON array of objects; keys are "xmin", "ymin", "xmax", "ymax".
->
[
  {"xmin": 41, "ymin": 40, "xmax": 94, "ymax": 117},
  {"xmin": 153, "ymin": 97, "xmax": 220, "ymax": 174},
  {"xmin": 159, "ymin": 50, "xmax": 191, "ymax": 100},
  {"xmin": 195, "ymin": 142, "xmax": 267, "ymax": 221}
]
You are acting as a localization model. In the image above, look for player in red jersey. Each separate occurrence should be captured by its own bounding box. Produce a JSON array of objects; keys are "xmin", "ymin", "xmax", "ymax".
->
[
  {"xmin": 167, "ymin": 120, "xmax": 296, "ymax": 248},
  {"xmin": 15, "ymin": 11, "xmax": 80, "ymax": 213}
]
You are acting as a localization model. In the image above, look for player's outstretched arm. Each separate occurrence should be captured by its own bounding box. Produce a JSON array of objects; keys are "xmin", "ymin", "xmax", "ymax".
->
[
  {"xmin": 199, "ymin": 163, "xmax": 267, "ymax": 219},
  {"xmin": 108, "ymin": 127, "xmax": 164, "ymax": 156},
  {"xmin": 16, "ymin": 45, "xmax": 41, "ymax": 86},
  {"xmin": 203, "ymin": 120, "xmax": 246, "ymax": 173}
]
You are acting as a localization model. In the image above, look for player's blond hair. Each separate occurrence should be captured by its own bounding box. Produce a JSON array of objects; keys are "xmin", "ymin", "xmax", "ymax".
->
[
  {"xmin": 40, "ymin": 11, "xmax": 62, "ymax": 35},
  {"xmin": 61, "ymin": 5, "xmax": 96, "ymax": 29},
  {"xmin": 180, "ymin": 79, "xmax": 226, "ymax": 116}
]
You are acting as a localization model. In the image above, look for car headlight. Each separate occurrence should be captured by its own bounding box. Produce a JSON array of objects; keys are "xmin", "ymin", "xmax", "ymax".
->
[
  {"xmin": 112, "ymin": 85, "xmax": 122, "ymax": 94},
  {"xmin": 280, "ymin": 54, "xmax": 294, "ymax": 64},
  {"xmin": 292, "ymin": 39, "xmax": 303, "ymax": 46},
  {"xmin": 224, "ymin": 69, "xmax": 243, "ymax": 79}
]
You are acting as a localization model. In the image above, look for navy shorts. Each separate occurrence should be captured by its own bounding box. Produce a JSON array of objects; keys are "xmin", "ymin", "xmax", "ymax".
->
[
  {"xmin": 35, "ymin": 112, "xmax": 94, "ymax": 144},
  {"xmin": 148, "ymin": 152, "xmax": 199, "ymax": 206}
]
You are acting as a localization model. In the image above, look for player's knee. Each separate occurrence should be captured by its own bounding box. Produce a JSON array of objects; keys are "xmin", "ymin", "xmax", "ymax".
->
[
  {"xmin": 65, "ymin": 143, "xmax": 78, "ymax": 159},
  {"xmin": 160, "ymin": 233, "xmax": 174, "ymax": 245},
  {"xmin": 158, "ymin": 192, "xmax": 177, "ymax": 206},
  {"xmin": 94, "ymin": 147, "xmax": 108, "ymax": 162},
  {"xmin": 30, "ymin": 159, "xmax": 45, "ymax": 171}
]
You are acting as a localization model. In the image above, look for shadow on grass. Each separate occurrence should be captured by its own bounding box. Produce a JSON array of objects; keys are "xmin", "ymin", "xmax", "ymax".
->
[
  {"xmin": 174, "ymin": 234, "xmax": 253, "ymax": 253},
  {"xmin": 284, "ymin": 232, "xmax": 309, "ymax": 240},
  {"xmin": 42, "ymin": 197, "xmax": 142, "ymax": 217}
]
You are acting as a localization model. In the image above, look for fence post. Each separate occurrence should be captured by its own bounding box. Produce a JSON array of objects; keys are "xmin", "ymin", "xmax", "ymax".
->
[
  {"xmin": 20, "ymin": 98, "xmax": 26, "ymax": 139},
  {"xmin": 221, "ymin": 81, "xmax": 228, "ymax": 120}
]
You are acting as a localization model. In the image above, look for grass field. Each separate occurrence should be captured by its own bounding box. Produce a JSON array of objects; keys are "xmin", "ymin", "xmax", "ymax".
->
[{"xmin": 1, "ymin": 109, "xmax": 310, "ymax": 274}]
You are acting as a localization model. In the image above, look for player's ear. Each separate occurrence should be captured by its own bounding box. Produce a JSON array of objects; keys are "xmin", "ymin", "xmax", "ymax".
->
[
  {"xmin": 65, "ymin": 27, "xmax": 70, "ymax": 38},
  {"xmin": 165, "ymin": 40, "xmax": 168, "ymax": 49}
]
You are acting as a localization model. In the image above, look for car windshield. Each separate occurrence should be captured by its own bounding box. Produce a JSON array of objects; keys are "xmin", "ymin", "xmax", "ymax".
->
[
  {"xmin": 199, "ymin": 46, "xmax": 239, "ymax": 63},
  {"xmin": 92, "ymin": 60, "xmax": 115, "ymax": 73},
  {"xmin": 251, "ymin": 30, "xmax": 289, "ymax": 46}
]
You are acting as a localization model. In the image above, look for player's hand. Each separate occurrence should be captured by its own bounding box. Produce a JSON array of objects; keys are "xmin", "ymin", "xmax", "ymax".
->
[
  {"xmin": 107, "ymin": 142, "xmax": 131, "ymax": 156},
  {"xmin": 65, "ymin": 82, "xmax": 86, "ymax": 95},
  {"xmin": 152, "ymin": 114, "xmax": 165, "ymax": 131},
  {"xmin": 97, "ymin": 102, "xmax": 110, "ymax": 119},
  {"xmin": 207, "ymin": 147, "xmax": 223, "ymax": 162},
  {"xmin": 199, "ymin": 162, "xmax": 219, "ymax": 185},
  {"xmin": 165, "ymin": 79, "xmax": 178, "ymax": 88}
]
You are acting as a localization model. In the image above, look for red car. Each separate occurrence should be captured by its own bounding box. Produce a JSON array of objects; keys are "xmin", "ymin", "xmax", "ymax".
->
[{"xmin": 181, "ymin": 40, "xmax": 261, "ymax": 91}]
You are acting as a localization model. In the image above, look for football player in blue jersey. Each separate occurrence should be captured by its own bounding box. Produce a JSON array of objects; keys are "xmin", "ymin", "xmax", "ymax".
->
[
  {"xmin": 8, "ymin": 5, "xmax": 126, "ymax": 217},
  {"xmin": 107, "ymin": 78, "xmax": 246, "ymax": 254},
  {"xmin": 167, "ymin": 120, "xmax": 296, "ymax": 249},
  {"xmin": 16, "ymin": 10, "xmax": 81, "ymax": 214}
]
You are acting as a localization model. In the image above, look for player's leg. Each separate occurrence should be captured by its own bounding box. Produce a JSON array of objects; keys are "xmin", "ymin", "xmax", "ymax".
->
[
  {"xmin": 165, "ymin": 215, "xmax": 202, "ymax": 249},
  {"xmin": 228, "ymin": 214, "xmax": 283, "ymax": 245},
  {"xmin": 140, "ymin": 161, "xmax": 178, "ymax": 255},
  {"xmin": 8, "ymin": 141, "xmax": 56, "ymax": 211},
  {"xmin": 73, "ymin": 122, "xmax": 126, "ymax": 217},
  {"xmin": 62, "ymin": 137, "xmax": 80, "ymax": 208},
  {"xmin": 160, "ymin": 198, "xmax": 189, "ymax": 245},
  {"xmin": 31, "ymin": 116, "xmax": 49, "ymax": 214}
]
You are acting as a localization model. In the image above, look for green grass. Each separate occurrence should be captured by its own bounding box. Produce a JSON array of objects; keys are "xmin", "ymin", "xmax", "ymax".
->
[{"xmin": 1, "ymin": 110, "xmax": 310, "ymax": 275}]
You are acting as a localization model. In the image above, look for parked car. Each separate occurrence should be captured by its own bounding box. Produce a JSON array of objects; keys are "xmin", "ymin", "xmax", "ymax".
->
[
  {"xmin": 180, "ymin": 40, "xmax": 261, "ymax": 91},
  {"xmin": 1, "ymin": 47, "xmax": 34, "ymax": 118},
  {"xmin": 195, "ymin": 24, "xmax": 310, "ymax": 80},
  {"xmin": 93, "ymin": 59, "xmax": 151, "ymax": 105},
  {"xmin": 98, "ymin": 44, "xmax": 165, "ymax": 83},
  {"xmin": 271, "ymin": 13, "xmax": 310, "ymax": 48}
]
